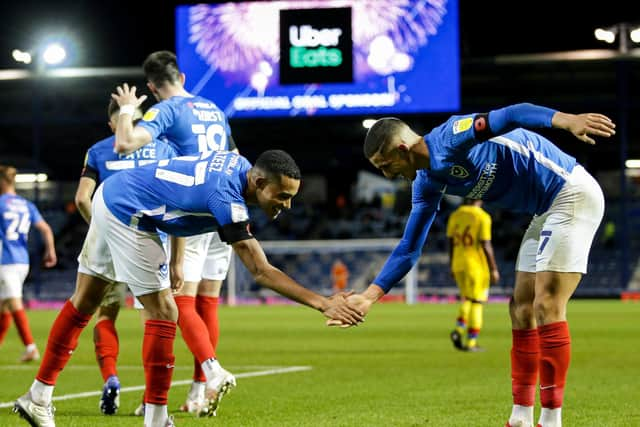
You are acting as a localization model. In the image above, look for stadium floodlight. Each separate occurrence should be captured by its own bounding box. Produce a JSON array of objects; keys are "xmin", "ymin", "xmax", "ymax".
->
[
  {"xmin": 15, "ymin": 173, "xmax": 48, "ymax": 183},
  {"xmin": 42, "ymin": 43, "xmax": 67, "ymax": 65},
  {"xmin": 594, "ymin": 28, "xmax": 616, "ymax": 44},
  {"xmin": 594, "ymin": 23, "xmax": 640, "ymax": 53},
  {"xmin": 12, "ymin": 49, "xmax": 32, "ymax": 64},
  {"xmin": 625, "ymin": 159, "xmax": 640, "ymax": 169}
]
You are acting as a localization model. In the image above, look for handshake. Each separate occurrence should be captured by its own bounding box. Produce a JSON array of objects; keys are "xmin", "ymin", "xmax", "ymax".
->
[{"xmin": 321, "ymin": 285, "xmax": 384, "ymax": 328}]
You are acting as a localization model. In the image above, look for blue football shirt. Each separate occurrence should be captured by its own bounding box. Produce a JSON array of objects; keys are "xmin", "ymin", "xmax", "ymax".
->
[
  {"xmin": 102, "ymin": 151, "xmax": 252, "ymax": 240},
  {"xmin": 373, "ymin": 103, "xmax": 579, "ymax": 291},
  {"xmin": 137, "ymin": 96, "xmax": 236, "ymax": 156},
  {"xmin": 82, "ymin": 135, "xmax": 177, "ymax": 184},
  {"xmin": 0, "ymin": 194, "xmax": 43, "ymax": 265}
]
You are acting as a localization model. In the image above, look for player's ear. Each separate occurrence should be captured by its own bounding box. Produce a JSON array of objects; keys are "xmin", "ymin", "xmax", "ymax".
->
[
  {"xmin": 255, "ymin": 176, "xmax": 268, "ymax": 189},
  {"xmin": 108, "ymin": 120, "xmax": 116, "ymax": 133},
  {"xmin": 397, "ymin": 143, "xmax": 410, "ymax": 153},
  {"xmin": 179, "ymin": 73, "xmax": 186, "ymax": 86}
]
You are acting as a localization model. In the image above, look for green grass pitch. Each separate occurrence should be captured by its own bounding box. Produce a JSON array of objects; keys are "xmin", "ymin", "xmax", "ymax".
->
[{"xmin": 0, "ymin": 300, "xmax": 639, "ymax": 426}]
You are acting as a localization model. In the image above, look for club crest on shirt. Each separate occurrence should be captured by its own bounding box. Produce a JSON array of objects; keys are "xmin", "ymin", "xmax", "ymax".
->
[
  {"xmin": 450, "ymin": 165, "xmax": 469, "ymax": 178},
  {"xmin": 452, "ymin": 117, "xmax": 473, "ymax": 134},
  {"xmin": 158, "ymin": 263, "xmax": 168, "ymax": 279}
]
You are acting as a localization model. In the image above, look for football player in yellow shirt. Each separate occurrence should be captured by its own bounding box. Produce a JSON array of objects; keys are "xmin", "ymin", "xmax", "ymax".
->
[{"xmin": 446, "ymin": 199, "xmax": 500, "ymax": 351}]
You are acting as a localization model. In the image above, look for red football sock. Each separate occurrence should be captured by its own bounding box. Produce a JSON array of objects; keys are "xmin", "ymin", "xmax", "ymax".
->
[
  {"xmin": 196, "ymin": 296, "xmax": 220, "ymax": 353},
  {"xmin": 538, "ymin": 321, "xmax": 570, "ymax": 409},
  {"xmin": 12, "ymin": 308, "xmax": 35, "ymax": 346},
  {"xmin": 511, "ymin": 328, "xmax": 540, "ymax": 406},
  {"xmin": 192, "ymin": 295, "xmax": 220, "ymax": 382},
  {"xmin": 143, "ymin": 319, "xmax": 176, "ymax": 405},
  {"xmin": 175, "ymin": 296, "xmax": 215, "ymax": 367},
  {"xmin": 0, "ymin": 311, "xmax": 11, "ymax": 345},
  {"xmin": 94, "ymin": 319, "xmax": 119, "ymax": 382},
  {"xmin": 36, "ymin": 300, "xmax": 91, "ymax": 385}
]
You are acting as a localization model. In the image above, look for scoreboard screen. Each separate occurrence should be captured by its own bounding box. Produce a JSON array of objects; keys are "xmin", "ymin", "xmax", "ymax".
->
[{"xmin": 175, "ymin": 0, "xmax": 459, "ymax": 118}]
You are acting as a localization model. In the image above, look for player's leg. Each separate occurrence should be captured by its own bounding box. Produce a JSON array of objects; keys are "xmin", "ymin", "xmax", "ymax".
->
[
  {"xmin": 14, "ymin": 271, "xmax": 108, "ymax": 426},
  {"xmin": 450, "ymin": 271, "xmax": 470, "ymax": 350},
  {"xmin": 0, "ymin": 264, "xmax": 38, "ymax": 361},
  {"xmin": 94, "ymin": 282, "xmax": 126, "ymax": 415},
  {"xmin": 197, "ymin": 234, "xmax": 235, "ymax": 416},
  {"xmin": 0, "ymin": 301, "xmax": 11, "ymax": 346},
  {"xmin": 532, "ymin": 165, "xmax": 604, "ymax": 427},
  {"xmin": 507, "ymin": 215, "xmax": 543, "ymax": 427},
  {"xmin": 465, "ymin": 271, "xmax": 490, "ymax": 351},
  {"xmin": 137, "ymin": 289, "xmax": 178, "ymax": 427}
]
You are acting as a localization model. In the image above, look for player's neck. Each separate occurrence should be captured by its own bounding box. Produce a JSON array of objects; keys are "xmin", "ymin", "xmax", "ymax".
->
[
  {"xmin": 159, "ymin": 85, "xmax": 192, "ymax": 100},
  {"xmin": 411, "ymin": 136, "xmax": 430, "ymax": 170}
]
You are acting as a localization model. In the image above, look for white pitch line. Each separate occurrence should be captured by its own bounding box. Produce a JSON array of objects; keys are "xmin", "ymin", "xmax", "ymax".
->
[
  {"xmin": 0, "ymin": 364, "xmax": 291, "ymax": 371},
  {"xmin": 0, "ymin": 366, "xmax": 311, "ymax": 409}
]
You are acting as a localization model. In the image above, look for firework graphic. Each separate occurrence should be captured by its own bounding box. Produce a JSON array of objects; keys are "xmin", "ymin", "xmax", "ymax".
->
[{"xmin": 188, "ymin": 0, "xmax": 448, "ymax": 85}]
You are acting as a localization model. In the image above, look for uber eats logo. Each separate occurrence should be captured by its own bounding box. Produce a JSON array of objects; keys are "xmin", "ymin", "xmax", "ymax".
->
[{"xmin": 280, "ymin": 7, "xmax": 353, "ymax": 85}]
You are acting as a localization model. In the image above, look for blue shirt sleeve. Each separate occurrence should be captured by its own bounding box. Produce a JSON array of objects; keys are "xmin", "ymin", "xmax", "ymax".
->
[
  {"xmin": 372, "ymin": 189, "xmax": 443, "ymax": 292},
  {"xmin": 137, "ymin": 103, "xmax": 176, "ymax": 140},
  {"xmin": 437, "ymin": 103, "xmax": 557, "ymax": 152},
  {"xmin": 27, "ymin": 201, "xmax": 43, "ymax": 224}
]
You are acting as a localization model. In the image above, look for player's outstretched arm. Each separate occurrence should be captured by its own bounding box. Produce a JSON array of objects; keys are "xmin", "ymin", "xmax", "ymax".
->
[
  {"xmin": 551, "ymin": 111, "xmax": 616, "ymax": 145},
  {"xmin": 111, "ymin": 83, "xmax": 152, "ymax": 154},
  {"xmin": 232, "ymin": 238, "xmax": 364, "ymax": 325}
]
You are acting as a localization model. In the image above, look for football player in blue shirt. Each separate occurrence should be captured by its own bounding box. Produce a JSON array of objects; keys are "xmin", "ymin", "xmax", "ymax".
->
[
  {"xmin": 112, "ymin": 50, "xmax": 241, "ymax": 416},
  {"xmin": 0, "ymin": 165, "xmax": 57, "ymax": 363},
  {"xmin": 15, "ymin": 149, "xmax": 364, "ymax": 427},
  {"xmin": 74, "ymin": 99, "xmax": 176, "ymax": 416},
  {"xmin": 330, "ymin": 103, "xmax": 616, "ymax": 427}
]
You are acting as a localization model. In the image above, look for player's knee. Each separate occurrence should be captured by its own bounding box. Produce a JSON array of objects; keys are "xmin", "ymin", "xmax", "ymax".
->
[
  {"xmin": 149, "ymin": 295, "xmax": 179, "ymax": 322},
  {"xmin": 533, "ymin": 294, "xmax": 562, "ymax": 323},
  {"xmin": 509, "ymin": 296, "xmax": 534, "ymax": 323}
]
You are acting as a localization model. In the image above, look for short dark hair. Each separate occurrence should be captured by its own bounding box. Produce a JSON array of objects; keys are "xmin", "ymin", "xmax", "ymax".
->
[
  {"xmin": 254, "ymin": 150, "xmax": 301, "ymax": 180},
  {"xmin": 363, "ymin": 117, "xmax": 406, "ymax": 158},
  {"xmin": 143, "ymin": 50, "xmax": 181, "ymax": 88}
]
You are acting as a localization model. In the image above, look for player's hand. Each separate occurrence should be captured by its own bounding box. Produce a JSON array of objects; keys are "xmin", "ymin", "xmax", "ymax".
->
[
  {"xmin": 111, "ymin": 83, "xmax": 147, "ymax": 108},
  {"xmin": 326, "ymin": 293, "xmax": 374, "ymax": 329},
  {"xmin": 321, "ymin": 291, "xmax": 365, "ymax": 326},
  {"xmin": 170, "ymin": 263, "xmax": 184, "ymax": 293},
  {"xmin": 490, "ymin": 268, "xmax": 500, "ymax": 284},
  {"xmin": 42, "ymin": 249, "xmax": 57, "ymax": 268},
  {"xmin": 553, "ymin": 112, "xmax": 616, "ymax": 145}
]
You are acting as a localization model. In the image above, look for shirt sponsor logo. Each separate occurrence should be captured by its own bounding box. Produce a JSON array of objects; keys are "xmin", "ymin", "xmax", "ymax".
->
[
  {"xmin": 143, "ymin": 108, "xmax": 159, "ymax": 122},
  {"xmin": 450, "ymin": 165, "xmax": 469, "ymax": 178},
  {"xmin": 466, "ymin": 163, "xmax": 498, "ymax": 199},
  {"xmin": 230, "ymin": 203, "xmax": 249, "ymax": 222},
  {"xmin": 452, "ymin": 117, "xmax": 473, "ymax": 134}
]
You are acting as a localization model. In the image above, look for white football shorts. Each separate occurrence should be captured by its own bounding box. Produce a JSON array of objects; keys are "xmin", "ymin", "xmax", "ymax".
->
[
  {"xmin": 183, "ymin": 232, "xmax": 232, "ymax": 282},
  {"xmin": 516, "ymin": 165, "xmax": 605, "ymax": 274},
  {"xmin": 77, "ymin": 185, "xmax": 170, "ymax": 297},
  {"xmin": 0, "ymin": 264, "xmax": 29, "ymax": 299}
]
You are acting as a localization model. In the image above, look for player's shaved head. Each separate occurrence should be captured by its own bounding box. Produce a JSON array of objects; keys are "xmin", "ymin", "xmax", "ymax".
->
[
  {"xmin": 364, "ymin": 118, "xmax": 411, "ymax": 159},
  {"xmin": 254, "ymin": 150, "xmax": 301, "ymax": 181},
  {"xmin": 143, "ymin": 50, "xmax": 181, "ymax": 88}
]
